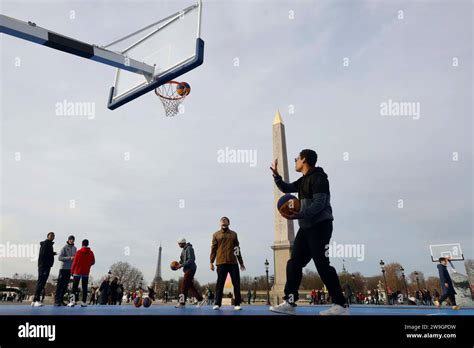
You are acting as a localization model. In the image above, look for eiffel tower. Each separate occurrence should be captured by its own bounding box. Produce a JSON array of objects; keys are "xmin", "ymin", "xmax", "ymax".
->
[{"xmin": 152, "ymin": 243, "xmax": 162, "ymax": 291}]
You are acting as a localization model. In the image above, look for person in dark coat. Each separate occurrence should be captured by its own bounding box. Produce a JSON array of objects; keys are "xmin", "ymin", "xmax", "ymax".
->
[
  {"xmin": 147, "ymin": 286, "xmax": 156, "ymax": 302},
  {"xmin": 434, "ymin": 257, "xmax": 459, "ymax": 310},
  {"xmin": 32, "ymin": 232, "xmax": 56, "ymax": 307},
  {"xmin": 99, "ymin": 278, "xmax": 111, "ymax": 305},
  {"xmin": 342, "ymin": 283, "xmax": 353, "ymax": 305},
  {"xmin": 110, "ymin": 277, "xmax": 119, "ymax": 304}
]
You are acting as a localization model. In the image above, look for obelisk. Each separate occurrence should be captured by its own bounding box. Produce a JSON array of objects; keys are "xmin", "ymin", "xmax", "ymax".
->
[{"xmin": 271, "ymin": 110, "xmax": 295, "ymax": 305}]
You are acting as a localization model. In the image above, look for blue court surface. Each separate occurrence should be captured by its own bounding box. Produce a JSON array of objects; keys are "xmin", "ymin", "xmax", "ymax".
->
[{"xmin": 0, "ymin": 304, "xmax": 472, "ymax": 316}]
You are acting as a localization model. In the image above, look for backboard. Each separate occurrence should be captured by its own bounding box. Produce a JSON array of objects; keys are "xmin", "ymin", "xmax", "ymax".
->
[
  {"xmin": 429, "ymin": 243, "xmax": 464, "ymax": 262},
  {"xmin": 107, "ymin": 1, "xmax": 204, "ymax": 110}
]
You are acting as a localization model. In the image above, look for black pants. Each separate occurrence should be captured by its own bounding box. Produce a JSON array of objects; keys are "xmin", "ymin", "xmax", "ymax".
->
[
  {"xmin": 55, "ymin": 269, "xmax": 71, "ymax": 304},
  {"xmin": 34, "ymin": 267, "xmax": 51, "ymax": 302},
  {"xmin": 72, "ymin": 275, "xmax": 89, "ymax": 303},
  {"xmin": 439, "ymin": 292, "xmax": 457, "ymax": 306},
  {"xmin": 214, "ymin": 264, "xmax": 241, "ymax": 306},
  {"xmin": 284, "ymin": 220, "xmax": 346, "ymax": 306}
]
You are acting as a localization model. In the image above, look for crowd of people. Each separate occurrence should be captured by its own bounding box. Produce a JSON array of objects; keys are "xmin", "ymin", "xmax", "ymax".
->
[
  {"xmin": 306, "ymin": 287, "xmax": 443, "ymax": 306},
  {"xmin": 0, "ymin": 291, "xmax": 27, "ymax": 302}
]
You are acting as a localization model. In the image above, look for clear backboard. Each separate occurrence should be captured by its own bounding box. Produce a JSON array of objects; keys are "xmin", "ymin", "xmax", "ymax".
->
[
  {"xmin": 429, "ymin": 243, "xmax": 464, "ymax": 262},
  {"xmin": 107, "ymin": 1, "xmax": 204, "ymax": 110}
]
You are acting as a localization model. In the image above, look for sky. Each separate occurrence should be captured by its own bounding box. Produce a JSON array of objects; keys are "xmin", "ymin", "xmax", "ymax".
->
[{"xmin": 0, "ymin": 0, "xmax": 472, "ymax": 286}]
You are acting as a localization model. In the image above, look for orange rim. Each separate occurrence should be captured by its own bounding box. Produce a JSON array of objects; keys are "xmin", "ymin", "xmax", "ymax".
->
[{"xmin": 155, "ymin": 81, "xmax": 187, "ymax": 100}]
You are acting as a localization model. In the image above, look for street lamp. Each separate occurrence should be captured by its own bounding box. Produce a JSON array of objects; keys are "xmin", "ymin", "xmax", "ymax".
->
[
  {"xmin": 379, "ymin": 260, "xmax": 389, "ymax": 305},
  {"xmin": 253, "ymin": 277, "xmax": 257, "ymax": 304},
  {"xmin": 264, "ymin": 259, "xmax": 270, "ymax": 305},
  {"xmin": 414, "ymin": 271, "xmax": 420, "ymax": 291},
  {"xmin": 400, "ymin": 266, "xmax": 408, "ymax": 304}
]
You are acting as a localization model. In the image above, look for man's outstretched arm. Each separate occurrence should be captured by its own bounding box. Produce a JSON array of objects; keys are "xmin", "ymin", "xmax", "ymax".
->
[{"xmin": 270, "ymin": 158, "xmax": 299, "ymax": 193}]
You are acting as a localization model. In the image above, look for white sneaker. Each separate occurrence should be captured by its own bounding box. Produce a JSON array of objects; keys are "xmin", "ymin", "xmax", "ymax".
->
[
  {"xmin": 269, "ymin": 301, "xmax": 296, "ymax": 315},
  {"xmin": 320, "ymin": 304, "xmax": 349, "ymax": 316},
  {"xmin": 32, "ymin": 301, "xmax": 43, "ymax": 307},
  {"xmin": 175, "ymin": 303, "xmax": 185, "ymax": 308},
  {"xmin": 212, "ymin": 305, "xmax": 220, "ymax": 310},
  {"xmin": 67, "ymin": 301, "xmax": 75, "ymax": 307},
  {"xmin": 234, "ymin": 305, "xmax": 242, "ymax": 311},
  {"xmin": 80, "ymin": 301, "xmax": 87, "ymax": 307}
]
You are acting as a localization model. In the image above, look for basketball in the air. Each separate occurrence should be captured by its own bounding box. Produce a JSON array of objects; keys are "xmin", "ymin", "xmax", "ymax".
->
[
  {"xmin": 142, "ymin": 297, "xmax": 152, "ymax": 308},
  {"xmin": 170, "ymin": 260, "xmax": 180, "ymax": 271},
  {"xmin": 133, "ymin": 297, "xmax": 143, "ymax": 308},
  {"xmin": 177, "ymin": 82, "xmax": 191, "ymax": 96},
  {"xmin": 277, "ymin": 194, "xmax": 300, "ymax": 217}
]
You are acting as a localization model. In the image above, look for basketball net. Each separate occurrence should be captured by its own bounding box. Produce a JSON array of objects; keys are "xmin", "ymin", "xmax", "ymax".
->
[{"xmin": 155, "ymin": 81, "xmax": 188, "ymax": 117}]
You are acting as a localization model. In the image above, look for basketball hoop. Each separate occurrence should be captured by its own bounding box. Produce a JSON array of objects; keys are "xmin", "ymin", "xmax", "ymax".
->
[{"xmin": 155, "ymin": 81, "xmax": 190, "ymax": 117}]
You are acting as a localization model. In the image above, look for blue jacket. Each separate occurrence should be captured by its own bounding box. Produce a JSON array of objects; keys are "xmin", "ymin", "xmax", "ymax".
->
[{"xmin": 437, "ymin": 264, "xmax": 456, "ymax": 295}]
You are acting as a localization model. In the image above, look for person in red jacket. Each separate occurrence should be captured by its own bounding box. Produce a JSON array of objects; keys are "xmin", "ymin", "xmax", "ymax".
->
[{"xmin": 68, "ymin": 239, "xmax": 95, "ymax": 307}]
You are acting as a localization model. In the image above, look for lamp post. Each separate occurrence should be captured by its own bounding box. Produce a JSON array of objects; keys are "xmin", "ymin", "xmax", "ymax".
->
[
  {"xmin": 414, "ymin": 271, "xmax": 420, "ymax": 291},
  {"xmin": 264, "ymin": 259, "xmax": 270, "ymax": 305},
  {"xmin": 253, "ymin": 277, "xmax": 257, "ymax": 304},
  {"xmin": 400, "ymin": 266, "xmax": 408, "ymax": 304},
  {"xmin": 379, "ymin": 260, "xmax": 389, "ymax": 305}
]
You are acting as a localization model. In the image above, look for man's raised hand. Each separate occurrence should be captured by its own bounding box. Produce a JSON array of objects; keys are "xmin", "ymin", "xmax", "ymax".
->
[{"xmin": 270, "ymin": 159, "xmax": 279, "ymax": 177}]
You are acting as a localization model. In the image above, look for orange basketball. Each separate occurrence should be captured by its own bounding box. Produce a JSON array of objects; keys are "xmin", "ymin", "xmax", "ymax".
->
[
  {"xmin": 170, "ymin": 260, "xmax": 180, "ymax": 271},
  {"xmin": 177, "ymin": 82, "xmax": 191, "ymax": 96}
]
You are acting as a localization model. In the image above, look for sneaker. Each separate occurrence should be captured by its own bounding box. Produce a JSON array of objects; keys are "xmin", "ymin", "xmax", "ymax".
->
[
  {"xmin": 434, "ymin": 300, "xmax": 440, "ymax": 308},
  {"xmin": 81, "ymin": 301, "xmax": 87, "ymax": 307},
  {"xmin": 212, "ymin": 305, "xmax": 220, "ymax": 310},
  {"xmin": 452, "ymin": 305, "xmax": 460, "ymax": 310},
  {"xmin": 175, "ymin": 303, "xmax": 185, "ymax": 308},
  {"xmin": 67, "ymin": 301, "xmax": 75, "ymax": 307},
  {"xmin": 32, "ymin": 301, "xmax": 43, "ymax": 307},
  {"xmin": 269, "ymin": 301, "xmax": 296, "ymax": 315},
  {"xmin": 234, "ymin": 305, "xmax": 242, "ymax": 311},
  {"xmin": 320, "ymin": 304, "xmax": 349, "ymax": 316}
]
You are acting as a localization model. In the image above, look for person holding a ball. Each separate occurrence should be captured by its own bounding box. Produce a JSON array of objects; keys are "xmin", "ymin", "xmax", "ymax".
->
[
  {"xmin": 270, "ymin": 149, "xmax": 348, "ymax": 315},
  {"xmin": 174, "ymin": 237, "xmax": 205, "ymax": 308}
]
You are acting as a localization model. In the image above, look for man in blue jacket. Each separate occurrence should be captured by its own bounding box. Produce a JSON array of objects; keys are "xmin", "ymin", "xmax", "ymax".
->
[
  {"xmin": 434, "ymin": 257, "xmax": 460, "ymax": 310},
  {"xmin": 269, "ymin": 149, "xmax": 348, "ymax": 315}
]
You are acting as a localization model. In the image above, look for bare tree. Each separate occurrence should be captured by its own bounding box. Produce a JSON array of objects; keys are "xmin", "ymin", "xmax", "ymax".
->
[
  {"xmin": 109, "ymin": 261, "xmax": 145, "ymax": 290},
  {"xmin": 384, "ymin": 262, "xmax": 405, "ymax": 292},
  {"xmin": 16, "ymin": 274, "xmax": 35, "ymax": 281},
  {"xmin": 365, "ymin": 275, "xmax": 383, "ymax": 292},
  {"xmin": 300, "ymin": 269, "xmax": 323, "ymax": 290}
]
